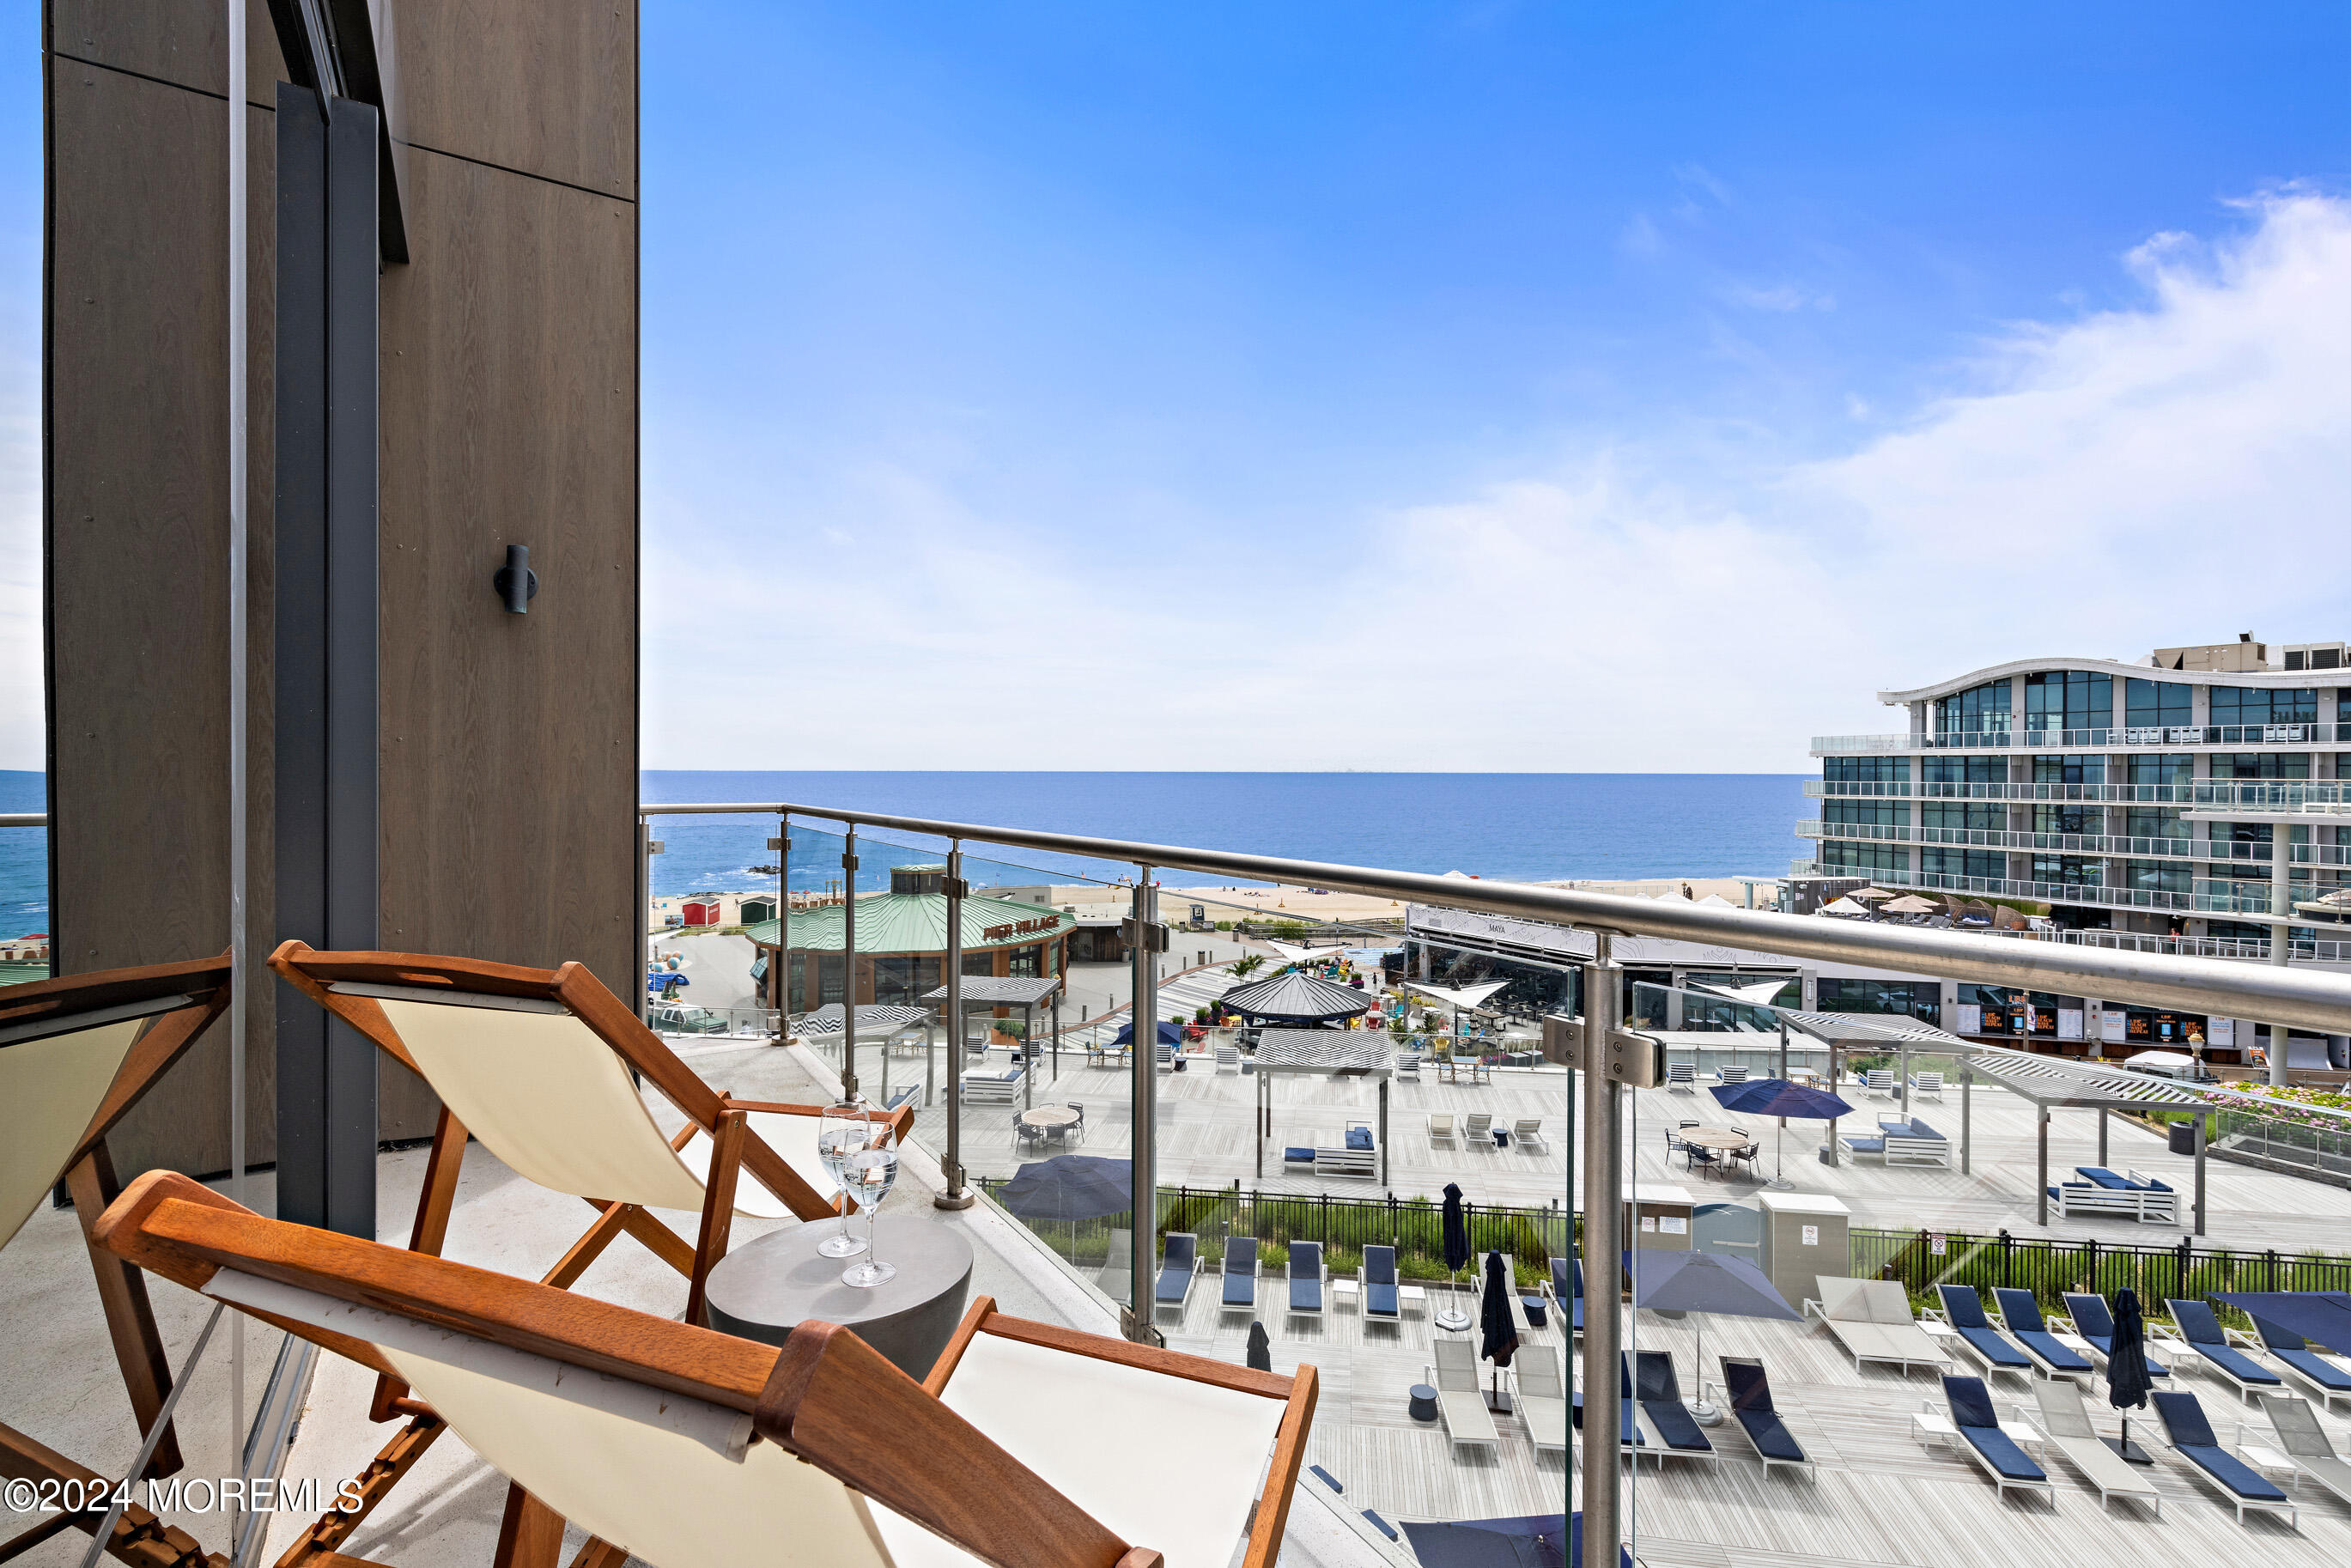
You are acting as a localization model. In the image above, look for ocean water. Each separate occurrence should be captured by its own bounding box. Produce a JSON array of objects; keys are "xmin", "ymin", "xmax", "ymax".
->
[{"xmin": 0, "ymin": 769, "xmax": 1810, "ymax": 924}]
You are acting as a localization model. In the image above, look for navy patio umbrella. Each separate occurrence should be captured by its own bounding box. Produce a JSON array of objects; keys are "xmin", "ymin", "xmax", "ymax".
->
[
  {"xmin": 998, "ymin": 1156, "xmax": 1133, "ymax": 1221},
  {"xmin": 1709, "ymin": 1078, "xmax": 1854, "ymax": 1182},
  {"xmin": 1113, "ymin": 1019, "xmax": 1183, "ymax": 1047},
  {"xmin": 2213, "ymin": 1291, "xmax": 2351, "ymax": 1355},
  {"xmin": 1435, "ymin": 1183, "xmax": 1473, "ymax": 1331},
  {"xmin": 1630, "ymin": 1249, "xmax": 1797, "ymax": 1421},
  {"xmin": 2105, "ymin": 1288, "xmax": 2156, "ymax": 1463},
  {"xmin": 1396, "ymin": 1514, "xmax": 1629, "ymax": 1568}
]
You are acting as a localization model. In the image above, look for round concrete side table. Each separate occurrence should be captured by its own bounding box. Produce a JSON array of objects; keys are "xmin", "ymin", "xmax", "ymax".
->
[
  {"xmin": 1407, "ymin": 1383, "xmax": 1440, "ymax": 1423},
  {"xmin": 704, "ymin": 1216, "xmax": 974, "ymax": 1382}
]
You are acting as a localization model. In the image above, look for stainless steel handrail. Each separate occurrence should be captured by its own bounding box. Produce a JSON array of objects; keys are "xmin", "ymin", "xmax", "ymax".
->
[
  {"xmin": 0, "ymin": 814, "xmax": 46, "ymax": 828},
  {"xmin": 642, "ymin": 800, "xmax": 2351, "ymax": 1033}
]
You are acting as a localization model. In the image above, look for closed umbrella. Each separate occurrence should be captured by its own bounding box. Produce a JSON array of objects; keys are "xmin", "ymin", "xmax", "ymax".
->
[
  {"xmin": 1708, "ymin": 1079, "xmax": 1853, "ymax": 1183},
  {"xmin": 1246, "ymin": 1321, "xmax": 1272, "ymax": 1372},
  {"xmin": 1479, "ymin": 1253, "xmax": 1520, "ymax": 1411},
  {"xmin": 1629, "ymin": 1250, "xmax": 1798, "ymax": 1424},
  {"xmin": 2105, "ymin": 1289, "xmax": 2155, "ymax": 1464},
  {"xmin": 1437, "ymin": 1183, "xmax": 1473, "ymax": 1331}
]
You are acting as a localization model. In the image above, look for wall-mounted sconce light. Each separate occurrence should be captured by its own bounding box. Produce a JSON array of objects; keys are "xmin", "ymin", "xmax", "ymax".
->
[{"xmin": 494, "ymin": 544, "xmax": 539, "ymax": 613}]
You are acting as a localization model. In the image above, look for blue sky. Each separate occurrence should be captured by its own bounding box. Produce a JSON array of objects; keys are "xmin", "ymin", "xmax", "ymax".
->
[{"xmin": 8, "ymin": 4, "xmax": 2351, "ymax": 769}]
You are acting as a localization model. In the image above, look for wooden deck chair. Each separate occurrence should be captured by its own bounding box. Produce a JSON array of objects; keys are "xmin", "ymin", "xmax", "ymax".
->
[
  {"xmin": 96, "ymin": 1171, "xmax": 1318, "ymax": 1568},
  {"xmin": 0, "ymin": 954, "xmax": 234, "ymax": 1567}
]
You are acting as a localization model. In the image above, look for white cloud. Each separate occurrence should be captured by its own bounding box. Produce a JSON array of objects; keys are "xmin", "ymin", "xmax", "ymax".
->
[{"xmin": 1724, "ymin": 282, "xmax": 1833, "ymax": 313}]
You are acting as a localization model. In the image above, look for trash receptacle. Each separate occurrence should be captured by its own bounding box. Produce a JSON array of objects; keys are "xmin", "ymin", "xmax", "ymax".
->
[{"xmin": 2167, "ymin": 1121, "xmax": 2196, "ymax": 1156}]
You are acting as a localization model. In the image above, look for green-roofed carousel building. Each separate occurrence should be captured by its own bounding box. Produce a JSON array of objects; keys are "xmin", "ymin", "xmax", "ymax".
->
[{"xmin": 744, "ymin": 864, "xmax": 1076, "ymax": 1013}]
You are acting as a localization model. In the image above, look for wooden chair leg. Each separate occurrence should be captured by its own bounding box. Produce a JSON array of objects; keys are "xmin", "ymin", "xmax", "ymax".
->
[
  {"xmin": 62, "ymin": 1145, "xmax": 182, "ymax": 1478},
  {"xmin": 0, "ymin": 1420, "xmax": 227, "ymax": 1568},
  {"xmin": 491, "ymin": 1483, "xmax": 565, "ymax": 1568},
  {"xmin": 371, "ymin": 1107, "xmax": 471, "ymax": 1423},
  {"xmin": 684, "ymin": 1109, "xmax": 747, "ymax": 1328},
  {"xmin": 564, "ymin": 1539, "xmax": 628, "ymax": 1568}
]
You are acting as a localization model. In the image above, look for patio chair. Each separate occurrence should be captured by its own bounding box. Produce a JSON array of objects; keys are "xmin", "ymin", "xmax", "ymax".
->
[
  {"xmin": 1630, "ymin": 1351, "xmax": 1716, "ymax": 1465},
  {"xmin": 1464, "ymin": 1112, "xmax": 1494, "ymax": 1147},
  {"xmin": 1155, "ymin": 1042, "xmax": 1176, "ymax": 1073},
  {"xmin": 2160, "ymin": 1299, "xmax": 2286, "ymax": 1403},
  {"xmin": 1216, "ymin": 1044, "xmax": 1242, "ymax": 1074},
  {"xmin": 1862, "ymin": 1068, "xmax": 1896, "ymax": 1097},
  {"xmin": 1910, "ymin": 1071, "xmax": 1945, "ymax": 1099},
  {"xmin": 0, "ymin": 954, "xmax": 234, "ymax": 1557},
  {"xmin": 2152, "ymin": 1389, "xmax": 2296, "ymax": 1526},
  {"xmin": 1427, "ymin": 1111, "xmax": 1456, "ymax": 1147},
  {"xmin": 2257, "ymin": 1391, "xmax": 2351, "ymax": 1511},
  {"xmin": 1932, "ymin": 1286, "xmax": 2035, "ymax": 1379},
  {"xmin": 1359, "ymin": 1245, "xmax": 1402, "ymax": 1332},
  {"xmin": 1515, "ymin": 1346, "xmax": 1570, "ymax": 1457},
  {"xmin": 1715, "ymin": 1064, "xmax": 1748, "ymax": 1085},
  {"xmin": 1719, "ymin": 1358, "xmax": 1811, "ymax": 1480},
  {"xmin": 1935, "ymin": 1375, "xmax": 2053, "ymax": 1504},
  {"xmin": 1806, "ymin": 1276, "xmax": 1948, "ymax": 1376},
  {"xmin": 1988, "ymin": 1288, "xmax": 2095, "ymax": 1381},
  {"xmin": 1394, "ymin": 1051, "xmax": 1421, "ymax": 1082},
  {"xmin": 94, "ymin": 1170, "xmax": 1321, "ymax": 1568},
  {"xmin": 2057, "ymin": 1292, "xmax": 2171, "ymax": 1382},
  {"xmin": 1428, "ymin": 1337, "xmax": 1499, "ymax": 1456},
  {"xmin": 1664, "ymin": 1060, "xmax": 1698, "ymax": 1092},
  {"xmin": 1511, "ymin": 1118, "xmax": 1548, "ymax": 1152},
  {"xmin": 1221, "ymin": 1236, "xmax": 1261, "ymax": 1316},
  {"xmin": 1564, "ymin": 1255, "xmax": 1595, "ymax": 1337},
  {"xmin": 1287, "ymin": 1241, "xmax": 1326, "ymax": 1318},
  {"xmin": 1570, "ymin": 1353, "xmax": 1641, "ymax": 1456},
  {"xmin": 1157, "ymin": 1232, "xmax": 1200, "ymax": 1316},
  {"xmin": 1093, "ymin": 1228, "xmax": 1133, "ymax": 1306},
  {"xmin": 2248, "ymin": 1316, "xmax": 2351, "ymax": 1413},
  {"xmin": 2032, "ymin": 1380, "xmax": 2160, "ymax": 1515}
]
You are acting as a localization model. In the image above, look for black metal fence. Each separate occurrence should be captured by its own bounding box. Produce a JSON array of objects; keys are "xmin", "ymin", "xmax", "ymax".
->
[
  {"xmin": 1855, "ymin": 1225, "xmax": 2351, "ymax": 1317},
  {"xmin": 976, "ymin": 1179, "xmax": 1575, "ymax": 1285}
]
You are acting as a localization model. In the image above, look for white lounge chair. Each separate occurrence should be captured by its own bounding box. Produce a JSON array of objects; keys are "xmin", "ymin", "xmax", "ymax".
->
[
  {"xmin": 1806, "ymin": 1276, "xmax": 1948, "ymax": 1376},
  {"xmin": 1511, "ymin": 1118, "xmax": 1548, "ymax": 1152},
  {"xmin": 1464, "ymin": 1111, "xmax": 1494, "ymax": 1146},
  {"xmin": 1515, "ymin": 1346, "xmax": 1570, "ymax": 1457},
  {"xmin": 2258, "ymin": 1392, "xmax": 2351, "ymax": 1511},
  {"xmin": 2033, "ymin": 1381, "xmax": 2160, "ymax": 1515},
  {"xmin": 1215, "ymin": 1044, "xmax": 1242, "ymax": 1074},
  {"xmin": 2154, "ymin": 1389, "xmax": 2296, "ymax": 1526},
  {"xmin": 1716, "ymin": 1064, "xmax": 1749, "ymax": 1085},
  {"xmin": 1097, "ymin": 1227, "xmax": 1133, "ymax": 1306},
  {"xmin": 1665, "ymin": 1060, "xmax": 1698, "ymax": 1092},
  {"xmin": 1429, "ymin": 1338, "xmax": 1500, "ymax": 1455},
  {"xmin": 1426, "ymin": 1111, "xmax": 1457, "ymax": 1147},
  {"xmin": 100, "ymin": 1171, "xmax": 1321, "ymax": 1568}
]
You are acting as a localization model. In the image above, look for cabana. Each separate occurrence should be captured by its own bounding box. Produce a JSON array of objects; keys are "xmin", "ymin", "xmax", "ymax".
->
[
  {"xmin": 1960, "ymin": 1052, "xmax": 2213, "ymax": 1232},
  {"xmin": 1773, "ymin": 1008, "xmax": 1982, "ymax": 1166},
  {"xmin": 1250, "ymin": 1030, "xmax": 1392, "ymax": 1184},
  {"xmin": 1219, "ymin": 970, "xmax": 1374, "ymax": 1027},
  {"xmin": 923, "ymin": 975, "xmax": 1064, "ymax": 1101}
]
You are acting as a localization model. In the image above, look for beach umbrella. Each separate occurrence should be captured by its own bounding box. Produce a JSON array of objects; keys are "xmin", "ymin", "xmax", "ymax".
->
[
  {"xmin": 1435, "ymin": 1183, "xmax": 1473, "ymax": 1331},
  {"xmin": 1849, "ymin": 886, "xmax": 1895, "ymax": 900},
  {"xmin": 2212, "ymin": 1291, "xmax": 2351, "ymax": 1354},
  {"xmin": 1709, "ymin": 1079, "xmax": 1853, "ymax": 1183},
  {"xmin": 997, "ymin": 1156, "xmax": 1133, "ymax": 1221},
  {"xmin": 1819, "ymin": 896, "xmax": 1873, "ymax": 916},
  {"xmin": 1881, "ymin": 894, "xmax": 1940, "ymax": 914},
  {"xmin": 2105, "ymin": 1289, "xmax": 2155, "ymax": 1463},
  {"xmin": 1629, "ymin": 1251, "xmax": 1797, "ymax": 1422},
  {"xmin": 1479, "ymin": 1252, "xmax": 1520, "ymax": 1412},
  {"xmin": 1246, "ymin": 1321, "xmax": 1272, "ymax": 1372},
  {"xmin": 1113, "ymin": 1019, "xmax": 1182, "ymax": 1047}
]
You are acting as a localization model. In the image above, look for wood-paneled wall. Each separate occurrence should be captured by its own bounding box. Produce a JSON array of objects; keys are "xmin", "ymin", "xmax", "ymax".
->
[{"xmin": 45, "ymin": 1, "xmax": 640, "ymax": 1171}]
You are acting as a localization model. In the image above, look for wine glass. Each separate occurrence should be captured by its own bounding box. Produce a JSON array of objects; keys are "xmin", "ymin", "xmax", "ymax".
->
[
  {"xmin": 816, "ymin": 1097, "xmax": 872, "ymax": 1258},
  {"xmin": 840, "ymin": 1128, "xmax": 900, "ymax": 1289}
]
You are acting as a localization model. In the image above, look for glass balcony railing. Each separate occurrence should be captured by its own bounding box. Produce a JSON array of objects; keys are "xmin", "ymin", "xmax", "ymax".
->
[
  {"xmin": 1798, "ymin": 817, "xmax": 2351, "ymax": 866},
  {"xmin": 1791, "ymin": 857, "xmax": 2330, "ymax": 916},
  {"xmin": 1810, "ymin": 777, "xmax": 2351, "ymax": 809},
  {"xmin": 1813, "ymin": 721, "xmax": 2345, "ymax": 754}
]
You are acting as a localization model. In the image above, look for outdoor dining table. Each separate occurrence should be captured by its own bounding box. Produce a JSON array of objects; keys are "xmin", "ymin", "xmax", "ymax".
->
[
  {"xmin": 1018, "ymin": 1105, "xmax": 1080, "ymax": 1129},
  {"xmin": 1679, "ymin": 1126, "xmax": 1753, "ymax": 1179}
]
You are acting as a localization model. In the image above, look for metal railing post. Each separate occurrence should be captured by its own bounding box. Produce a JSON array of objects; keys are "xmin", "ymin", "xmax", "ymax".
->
[
  {"xmin": 637, "ymin": 817, "xmax": 659, "ymax": 1027},
  {"xmin": 2270, "ymin": 841, "xmax": 2293, "ymax": 1087},
  {"xmin": 1579, "ymin": 935, "xmax": 1624, "ymax": 1562},
  {"xmin": 774, "ymin": 816, "xmax": 790, "ymax": 1029},
  {"xmin": 936, "ymin": 844, "xmax": 974, "ymax": 1209},
  {"xmin": 1127, "ymin": 867, "xmax": 1163, "ymax": 1343},
  {"xmin": 841, "ymin": 828, "xmax": 859, "ymax": 1097}
]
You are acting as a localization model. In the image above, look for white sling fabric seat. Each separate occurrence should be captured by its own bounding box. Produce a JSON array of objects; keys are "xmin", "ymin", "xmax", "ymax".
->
[{"xmin": 0, "ymin": 1013, "xmax": 149, "ymax": 1247}]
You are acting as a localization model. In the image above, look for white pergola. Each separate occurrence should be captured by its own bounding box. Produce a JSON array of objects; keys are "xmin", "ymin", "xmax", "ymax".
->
[
  {"xmin": 1961, "ymin": 1051, "xmax": 2214, "ymax": 1233},
  {"xmin": 1249, "ymin": 1030, "xmax": 1394, "ymax": 1185}
]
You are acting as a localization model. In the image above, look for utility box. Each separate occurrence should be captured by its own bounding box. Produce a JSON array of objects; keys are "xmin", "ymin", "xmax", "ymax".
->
[
  {"xmin": 1625, "ymin": 1183, "xmax": 1696, "ymax": 1251},
  {"xmin": 1758, "ymin": 1192, "xmax": 1851, "ymax": 1309}
]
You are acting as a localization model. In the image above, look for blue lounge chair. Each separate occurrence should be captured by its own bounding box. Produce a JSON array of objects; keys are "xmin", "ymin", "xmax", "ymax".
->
[
  {"xmin": 1359, "ymin": 1244, "xmax": 1401, "ymax": 1331},
  {"xmin": 2059, "ymin": 1292, "xmax": 2171, "ymax": 1382},
  {"xmin": 2250, "ymin": 1316, "xmax": 2351, "ymax": 1413},
  {"xmin": 1220, "ymin": 1236, "xmax": 1259, "ymax": 1315},
  {"xmin": 1154, "ymin": 1231, "xmax": 1198, "ymax": 1315},
  {"xmin": 1570, "ymin": 1355, "xmax": 1641, "ymax": 1453},
  {"xmin": 1545, "ymin": 1255, "xmax": 1586, "ymax": 1336},
  {"xmin": 1630, "ymin": 1351, "xmax": 1715, "ymax": 1465},
  {"xmin": 1992, "ymin": 1288, "xmax": 2096, "ymax": 1380},
  {"xmin": 2164, "ymin": 1299, "xmax": 2284, "ymax": 1403},
  {"xmin": 1286, "ymin": 1240, "xmax": 1325, "ymax": 1317},
  {"xmin": 2152, "ymin": 1389, "xmax": 2296, "ymax": 1526},
  {"xmin": 1937, "ymin": 1375, "xmax": 2052, "ymax": 1504},
  {"xmin": 1934, "ymin": 1285, "xmax": 2035, "ymax": 1378},
  {"xmin": 1721, "ymin": 1357, "xmax": 1811, "ymax": 1480}
]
